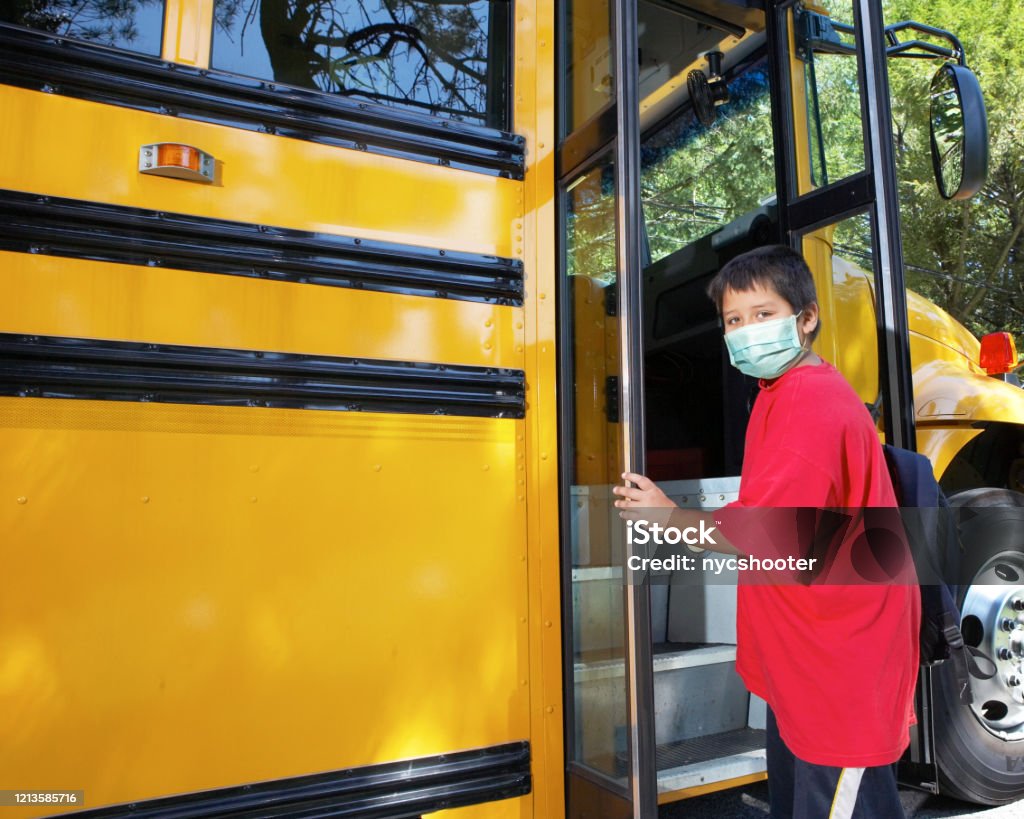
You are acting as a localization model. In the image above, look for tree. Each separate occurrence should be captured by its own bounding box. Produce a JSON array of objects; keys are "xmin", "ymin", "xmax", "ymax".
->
[{"xmin": 884, "ymin": 0, "xmax": 1024, "ymax": 340}]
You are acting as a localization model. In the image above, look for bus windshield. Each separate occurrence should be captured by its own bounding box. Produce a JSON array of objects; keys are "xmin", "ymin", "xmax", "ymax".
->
[{"xmin": 640, "ymin": 51, "xmax": 775, "ymax": 264}]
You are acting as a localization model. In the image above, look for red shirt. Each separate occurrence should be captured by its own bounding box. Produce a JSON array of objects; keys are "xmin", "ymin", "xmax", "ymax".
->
[{"xmin": 717, "ymin": 360, "xmax": 920, "ymax": 767}]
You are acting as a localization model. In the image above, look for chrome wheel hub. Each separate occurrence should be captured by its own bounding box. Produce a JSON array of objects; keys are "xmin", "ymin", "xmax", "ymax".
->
[{"xmin": 961, "ymin": 552, "xmax": 1024, "ymax": 739}]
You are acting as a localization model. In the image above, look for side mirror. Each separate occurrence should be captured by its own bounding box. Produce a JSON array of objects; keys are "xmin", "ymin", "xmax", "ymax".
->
[{"xmin": 929, "ymin": 63, "xmax": 988, "ymax": 200}]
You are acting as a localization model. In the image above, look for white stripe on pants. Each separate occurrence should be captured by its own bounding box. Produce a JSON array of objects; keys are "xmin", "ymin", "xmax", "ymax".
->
[{"xmin": 828, "ymin": 767, "xmax": 866, "ymax": 819}]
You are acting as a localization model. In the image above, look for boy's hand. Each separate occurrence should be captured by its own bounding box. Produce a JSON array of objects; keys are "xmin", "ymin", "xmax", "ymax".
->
[{"xmin": 612, "ymin": 472, "xmax": 677, "ymax": 526}]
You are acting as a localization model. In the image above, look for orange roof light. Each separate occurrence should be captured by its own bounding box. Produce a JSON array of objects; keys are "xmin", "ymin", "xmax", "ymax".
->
[
  {"xmin": 980, "ymin": 331, "xmax": 1018, "ymax": 375},
  {"xmin": 139, "ymin": 143, "xmax": 215, "ymax": 183}
]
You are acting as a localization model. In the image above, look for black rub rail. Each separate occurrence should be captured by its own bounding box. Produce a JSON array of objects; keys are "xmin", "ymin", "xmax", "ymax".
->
[
  {"xmin": 0, "ymin": 334, "xmax": 525, "ymax": 419},
  {"xmin": 53, "ymin": 742, "xmax": 531, "ymax": 819},
  {"xmin": 0, "ymin": 24, "xmax": 525, "ymax": 179},
  {"xmin": 0, "ymin": 190, "xmax": 524, "ymax": 306}
]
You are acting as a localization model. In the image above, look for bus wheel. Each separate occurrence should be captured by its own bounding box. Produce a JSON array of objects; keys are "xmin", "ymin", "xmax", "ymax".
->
[{"xmin": 934, "ymin": 488, "xmax": 1024, "ymax": 805}]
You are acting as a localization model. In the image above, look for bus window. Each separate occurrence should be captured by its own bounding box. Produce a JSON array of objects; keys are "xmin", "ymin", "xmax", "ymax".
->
[
  {"xmin": 210, "ymin": 0, "xmax": 512, "ymax": 129},
  {"xmin": 800, "ymin": 0, "xmax": 867, "ymax": 186},
  {"xmin": 0, "ymin": 0, "xmax": 165, "ymax": 55}
]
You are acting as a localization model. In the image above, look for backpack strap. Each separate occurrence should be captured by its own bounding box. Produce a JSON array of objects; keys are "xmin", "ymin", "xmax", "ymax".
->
[
  {"xmin": 941, "ymin": 612, "xmax": 999, "ymax": 705},
  {"xmin": 941, "ymin": 614, "xmax": 974, "ymax": 704}
]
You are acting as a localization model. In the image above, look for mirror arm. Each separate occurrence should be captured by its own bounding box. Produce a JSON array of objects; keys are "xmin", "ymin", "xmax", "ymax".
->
[
  {"xmin": 887, "ymin": 40, "xmax": 959, "ymax": 62},
  {"xmin": 884, "ymin": 20, "xmax": 966, "ymax": 66},
  {"xmin": 795, "ymin": 12, "xmax": 966, "ymax": 66}
]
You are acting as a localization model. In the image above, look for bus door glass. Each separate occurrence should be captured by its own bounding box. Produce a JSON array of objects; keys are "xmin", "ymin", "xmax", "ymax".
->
[
  {"xmin": 560, "ymin": 0, "xmax": 657, "ymax": 815},
  {"xmin": 561, "ymin": 152, "xmax": 634, "ymax": 819},
  {"xmin": 634, "ymin": 3, "xmax": 776, "ymax": 802}
]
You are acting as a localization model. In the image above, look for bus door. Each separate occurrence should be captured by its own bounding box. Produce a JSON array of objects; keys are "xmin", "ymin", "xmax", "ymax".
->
[
  {"xmin": 559, "ymin": 0, "xmax": 770, "ymax": 814},
  {"xmin": 559, "ymin": 0, "xmax": 659, "ymax": 815},
  {"xmin": 560, "ymin": 0, "xmax": 913, "ymax": 813}
]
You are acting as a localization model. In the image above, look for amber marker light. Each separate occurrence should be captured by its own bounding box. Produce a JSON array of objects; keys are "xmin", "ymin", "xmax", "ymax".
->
[
  {"xmin": 980, "ymin": 331, "xmax": 1019, "ymax": 376},
  {"xmin": 139, "ymin": 143, "xmax": 215, "ymax": 183}
]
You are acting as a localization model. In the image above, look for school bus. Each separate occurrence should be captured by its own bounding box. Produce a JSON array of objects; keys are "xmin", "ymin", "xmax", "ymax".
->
[{"xmin": 1, "ymin": 0, "xmax": 1023, "ymax": 817}]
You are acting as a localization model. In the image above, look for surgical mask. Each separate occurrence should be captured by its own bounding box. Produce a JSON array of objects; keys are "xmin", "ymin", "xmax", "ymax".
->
[{"xmin": 724, "ymin": 313, "xmax": 807, "ymax": 380}]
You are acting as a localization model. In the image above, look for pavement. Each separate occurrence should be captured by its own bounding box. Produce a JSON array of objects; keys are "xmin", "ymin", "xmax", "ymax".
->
[{"xmin": 658, "ymin": 781, "xmax": 1024, "ymax": 817}]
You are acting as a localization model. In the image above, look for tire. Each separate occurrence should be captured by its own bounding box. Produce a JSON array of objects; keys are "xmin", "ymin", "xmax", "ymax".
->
[{"xmin": 934, "ymin": 488, "xmax": 1024, "ymax": 805}]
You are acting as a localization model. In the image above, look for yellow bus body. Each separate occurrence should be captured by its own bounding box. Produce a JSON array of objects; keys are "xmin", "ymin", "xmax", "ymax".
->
[{"xmin": 0, "ymin": 0, "xmax": 563, "ymax": 817}]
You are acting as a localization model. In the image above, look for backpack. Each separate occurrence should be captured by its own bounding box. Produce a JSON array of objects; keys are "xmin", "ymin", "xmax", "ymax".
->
[{"xmin": 882, "ymin": 445, "xmax": 983, "ymax": 705}]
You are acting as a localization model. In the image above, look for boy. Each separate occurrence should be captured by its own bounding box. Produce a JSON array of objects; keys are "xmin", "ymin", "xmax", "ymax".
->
[{"xmin": 613, "ymin": 245, "xmax": 920, "ymax": 818}]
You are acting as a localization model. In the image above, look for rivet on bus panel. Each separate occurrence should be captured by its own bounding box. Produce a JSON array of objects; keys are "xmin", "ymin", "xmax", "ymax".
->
[{"xmin": 17, "ymin": 496, "xmax": 27, "ymax": 504}]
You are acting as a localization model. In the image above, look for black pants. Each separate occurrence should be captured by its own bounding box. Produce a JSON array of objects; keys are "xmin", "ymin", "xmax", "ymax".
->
[{"xmin": 766, "ymin": 708, "xmax": 905, "ymax": 819}]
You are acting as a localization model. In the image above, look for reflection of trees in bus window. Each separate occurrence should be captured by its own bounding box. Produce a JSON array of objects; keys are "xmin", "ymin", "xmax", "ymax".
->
[
  {"xmin": 1, "ymin": 0, "xmax": 165, "ymax": 55},
  {"xmin": 640, "ymin": 59, "xmax": 775, "ymax": 263},
  {"xmin": 565, "ymin": 162, "xmax": 617, "ymax": 285},
  {"xmin": 804, "ymin": 0, "xmax": 865, "ymax": 187},
  {"xmin": 211, "ymin": 0, "xmax": 510, "ymax": 128}
]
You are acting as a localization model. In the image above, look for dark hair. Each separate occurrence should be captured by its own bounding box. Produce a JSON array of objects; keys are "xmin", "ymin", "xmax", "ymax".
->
[{"xmin": 706, "ymin": 244, "xmax": 821, "ymax": 341}]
